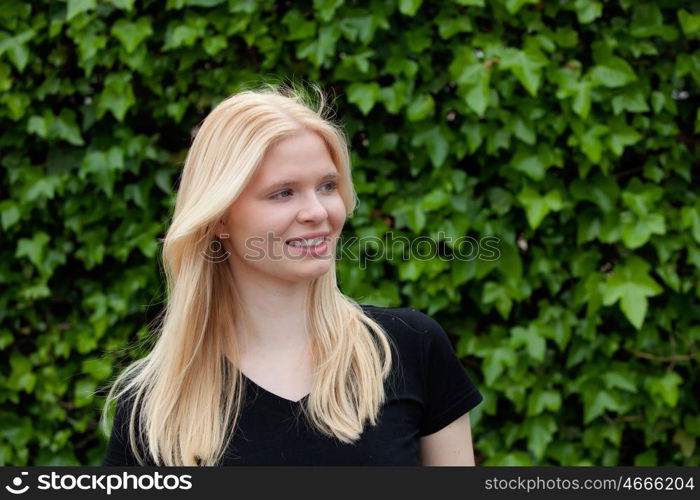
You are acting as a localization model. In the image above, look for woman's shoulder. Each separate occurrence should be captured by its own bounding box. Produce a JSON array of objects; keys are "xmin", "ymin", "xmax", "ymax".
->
[
  {"xmin": 359, "ymin": 304, "xmax": 483, "ymax": 427},
  {"xmin": 359, "ymin": 304, "xmax": 450, "ymax": 344}
]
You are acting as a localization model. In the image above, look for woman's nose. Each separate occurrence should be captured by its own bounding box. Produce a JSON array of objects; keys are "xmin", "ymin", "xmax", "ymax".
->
[{"xmin": 297, "ymin": 192, "xmax": 328, "ymax": 222}]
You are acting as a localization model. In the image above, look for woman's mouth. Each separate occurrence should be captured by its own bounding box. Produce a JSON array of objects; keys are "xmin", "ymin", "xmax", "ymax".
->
[{"xmin": 285, "ymin": 237, "xmax": 329, "ymax": 256}]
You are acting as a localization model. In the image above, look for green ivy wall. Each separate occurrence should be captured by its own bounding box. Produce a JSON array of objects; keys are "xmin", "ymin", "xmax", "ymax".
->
[{"xmin": 1, "ymin": 0, "xmax": 699, "ymax": 465}]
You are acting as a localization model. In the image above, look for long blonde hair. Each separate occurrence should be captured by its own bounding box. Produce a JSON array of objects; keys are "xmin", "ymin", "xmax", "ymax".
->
[{"xmin": 101, "ymin": 84, "xmax": 394, "ymax": 466}]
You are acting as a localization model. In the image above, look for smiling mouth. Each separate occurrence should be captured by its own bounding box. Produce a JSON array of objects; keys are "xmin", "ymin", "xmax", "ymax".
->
[{"xmin": 285, "ymin": 237, "xmax": 328, "ymax": 248}]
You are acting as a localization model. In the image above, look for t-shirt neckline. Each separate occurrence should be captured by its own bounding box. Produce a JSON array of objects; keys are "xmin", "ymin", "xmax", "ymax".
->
[{"xmin": 242, "ymin": 373, "xmax": 310, "ymax": 404}]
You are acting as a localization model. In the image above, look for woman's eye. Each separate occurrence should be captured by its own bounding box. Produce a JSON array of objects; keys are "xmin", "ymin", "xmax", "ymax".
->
[
  {"xmin": 270, "ymin": 182, "xmax": 336, "ymax": 200},
  {"xmin": 270, "ymin": 189, "xmax": 292, "ymax": 200}
]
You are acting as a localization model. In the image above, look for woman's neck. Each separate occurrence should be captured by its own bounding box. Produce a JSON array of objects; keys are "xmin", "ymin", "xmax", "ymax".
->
[{"xmin": 230, "ymin": 274, "xmax": 312, "ymax": 356}]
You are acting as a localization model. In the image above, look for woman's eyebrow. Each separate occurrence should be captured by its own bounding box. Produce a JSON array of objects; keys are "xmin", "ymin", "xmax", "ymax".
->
[{"xmin": 264, "ymin": 171, "xmax": 339, "ymax": 191}]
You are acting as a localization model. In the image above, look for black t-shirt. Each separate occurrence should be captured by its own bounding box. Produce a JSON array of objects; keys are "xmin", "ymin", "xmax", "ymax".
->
[{"xmin": 103, "ymin": 305, "xmax": 483, "ymax": 466}]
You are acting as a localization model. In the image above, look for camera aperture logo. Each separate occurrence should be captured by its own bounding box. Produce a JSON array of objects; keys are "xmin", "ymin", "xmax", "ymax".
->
[
  {"xmin": 5, "ymin": 472, "xmax": 29, "ymax": 494},
  {"xmin": 4, "ymin": 471, "xmax": 193, "ymax": 495}
]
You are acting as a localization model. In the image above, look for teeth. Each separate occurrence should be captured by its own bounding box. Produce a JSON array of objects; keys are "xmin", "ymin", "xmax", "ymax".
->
[{"xmin": 288, "ymin": 237, "xmax": 325, "ymax": 247}]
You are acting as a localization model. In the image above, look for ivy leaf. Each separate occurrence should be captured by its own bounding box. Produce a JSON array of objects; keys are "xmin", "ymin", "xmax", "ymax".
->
[
  {"xmin": 575, "ymin": 123, "xmax": 607, "ymax": 163},
  {"xmin": 510, "ymin": 325, "xmax": 545, "ymax": 361},
  {"xmin": 482, "ymin": 281, "xmax": 513, "ymax": 318},
  {"xmin": 603, "ymin": 371, "xmax": 637, "ymax": 393},
  {"xmin": 672, "ymin": 430, "xmax": 696, "ymax": 459},
  {"xmin": 498, "ymin": 47, "xmax": 548, "ymax": 97},
  {"xmin": 202, "ymin": 35, "xmax": 227, "ymax": 56},
  {"xmin": 482, "ymin": 346, "xmax": 517, "ymax": 385},
  {"xmin": 436, "ymin": 10, "xmax": 472, "ymax": 39},
  {"xmin": 621, "ymin": 178, "xmax": 663, "ymax": 217},
  {"xmin": 607, "ymin": 118, "xmax": 642, "ymax": 156},
  {"xmin": 583, "ymin": 389, "xmax": 622, "ymax": 424},
  {"xmin": 73, "ymin": 378, "xmax": 97, "ymax": 408},
  {"xmin": 678, "ymin": 9, "xmax": 700, "ymax": 39},
  {"xmin": 620, "ymin": 212, "xmax": 665, "ymax": 250},
  {"xmin": 186, "ymin": 0, "xmax": 225, "ymax": 6},
  {"xmin": 15, "ymin": 232, "xmax": 51, "ymax": 268},
  {"xmin": 0, "ymin": 29, "xmax": 35, "ymax": 72},
  {"xmin": 155, "ymin": 170, "xmax": 174, "ymax": 194},
  {"xmin": 570, "ymin": 79, "xmax": 592, "ymax": 118},
  {"xmin": 96, "ymin": 73, "xmax": 135, "ymax": 122},
  {"xmin": 312, "ymin": 0, "xmax": 343, "ymax": 23},
  {"xmin": 82, "ymin": 357, "xmax": 113, "ymax": 381},
  {"xmin": 347, "ymin": 82, "xmax": 380, "ymax": 115},
  {"xmin": 504, "ymin": 0, "xmax": 538, "ymax": 15},
  {"xmin": 163, "ymin": 21, "xmax": 203, "ymax": 50},
  {"xmin": 570, "ymin": 174, "xmax": 619, "ymax": 213},
  {"xmin": 282, "ymin": 10, "xmax": 317, "ymax": 41},
  {"xmin": 297, "ymin": 24, "xmax": 342, "ymax": 67},
  {"xmin": 590, "ymin": 56, "xmax": 638, "ymax": 88},
  {"xmin": 338, "ymin": 16, "xmax": 376, "ymax": 44},
  {"xmin": 0, "ymin": 200, "xmax": 21, "ymax": 230},
  {"xmin": 573, "ymin": 0, "xmax": 602, "ymax": 24},
  {"xmin": 464, "ymin": 64, "xmax": 490, "ymax": 116},
  {"xmin": 510, "ymin": 114, "xmax": 536, "ymax": 145},
  {"xmin": 66, "ymin": 0, "xmax": 96, "ymax": 22},
  {"xmin": 23, "ymin": 176, "xmax": 60, "ymax": 204},
  {"xmin": 399, "ymin": 259, "xmax": 423, "ymax": 281},
  {"xmin": 602, "ymin": 256, "xmax": 663, "ymax": 329},
  {"xmin": 484, "ymin": 452, "xmax": 534, "ymax": 466},
  {"xmin": 496, "ymin": 240, "xmax": 523, "ymax": 286},
  {"xmin": 385, "ymin": 54, "xmax": 419, "ymax": 78},
  {"xmin": 449, "ymin": 47, "xmax": 490, "ymax": 115},
  {"xmin": 510, "ymin": 144, "xmax": 562, "ymax": 181},
  {"xmin": 630, "ymin": 4, "xmax": 663, "ymax": 38},
  {"xmin": 379, "ymin": 80, "xmax": 410, "ymax": 114},
  {"xmin": 522, "ymin": 415, "xmax": 557, "ymax": 460},
  {"xmin": 124, "ymin": 182, "xmax": 150, "ymax": 210},
  {"xmin": 681, "ymin": 202, "xmax": 700, "ymax": 244},
  {"xmin": 611, "ymin": 86, "xmax": 649, "ymax": 115},
  {"xmin": 8, "ymin": 353, "xmax": 37, "ymax": 393},
  {"xmin": 111, "ymin": 18, "xmax": 154, "ymax": 53},
  {"xmin": 527, "ymin": 389, "xmax": 562, "ymax": 417},
  {"xmin": 79, "ymin": 149, "xmax": 124, "ymax": 197},
  {"xmin": 656, "ymin": 262, "xmax": 680, "ymax": 293},
  {"xmin": 517, "ymin": 185, "xmax": 563, "ymax": 229},
  {"xmin": 398, "ymin": 0, "xmax": 422, "ymax": 16},
  {"xmin": 406, "ymin": 94, "xmax": 434, "ymax": 121},
  {"xmin": 647, "ymin": 372, "xmax": 683, "ymax": 407},
  {"xmin": 52, "ymin": 109, "xmax": 84, "ymax": 146},
  {"xmin": 421, "ymin": 188, "xmax": 450, "ymax": 211},
  {"xmin": 554, "ymin": 27, "xmax": 578, "ymax": 48},
  {"xmin": 552, "ymin": 63, "xmax": 592, "ymax": 118},
  {"xmin": 411, "ymin": 125, "xmax": 450, "ymax": 167},
  {"xmin": 106, "ymin": 0, "xmax": 135, "ymax": 10},
  {"xmin": 405, "ymin": 204, "xmax": 426, "ymax": 233}
]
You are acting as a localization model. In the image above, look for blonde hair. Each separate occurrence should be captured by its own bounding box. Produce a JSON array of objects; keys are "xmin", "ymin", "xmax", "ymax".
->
[{"xmin": 101, "ymin": 83, "xmax": 395, "ymax": 466}]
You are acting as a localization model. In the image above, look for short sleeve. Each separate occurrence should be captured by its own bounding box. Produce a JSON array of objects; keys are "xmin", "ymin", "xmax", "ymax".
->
[{"xmin": 418, "ymin": 314, "xmax": 483, "ymax": 436}]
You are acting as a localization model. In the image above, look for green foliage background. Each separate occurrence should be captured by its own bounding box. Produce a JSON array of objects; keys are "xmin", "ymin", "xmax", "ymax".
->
[{"xmin": 1, "ymin": 0, "xmax": 699, "ymax": 466}]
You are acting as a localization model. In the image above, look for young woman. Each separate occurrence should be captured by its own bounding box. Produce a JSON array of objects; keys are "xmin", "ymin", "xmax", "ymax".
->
[{"xmin": 102, "ymin": 85, "xmax": 483, "ymax": 466}]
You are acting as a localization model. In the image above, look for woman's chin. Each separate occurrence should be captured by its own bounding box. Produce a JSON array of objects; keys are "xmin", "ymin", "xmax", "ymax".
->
[{"xmin": 286, "ymin": 262, "xmax": 333, "ymax": 282}]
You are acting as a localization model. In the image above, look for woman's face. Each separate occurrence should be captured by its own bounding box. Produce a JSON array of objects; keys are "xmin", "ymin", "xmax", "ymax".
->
[{"xmin": 220, "ymin": 129, "xmax": 347, "ymax": 284}]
